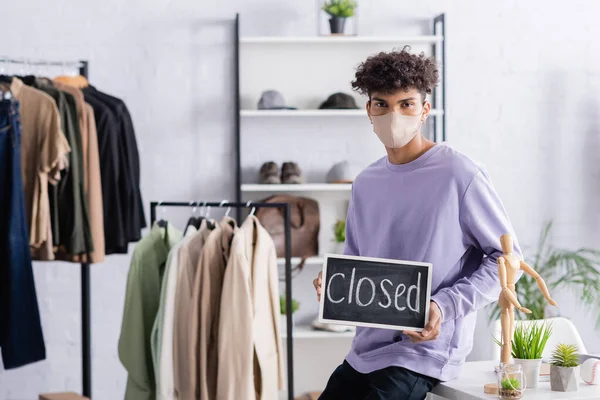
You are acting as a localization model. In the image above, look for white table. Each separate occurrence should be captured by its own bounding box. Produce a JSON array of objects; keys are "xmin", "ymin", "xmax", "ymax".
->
[{"xmin": 431, "ymin": 360, "xmax": 600, "ymax": 400}]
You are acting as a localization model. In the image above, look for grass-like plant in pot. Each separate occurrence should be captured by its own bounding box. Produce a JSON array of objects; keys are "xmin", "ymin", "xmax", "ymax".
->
[
  {"xmin": 495, "ymin": 321, "xmax": 552, "ymax": 388},
  {"xmin": 322, "ymin": 0, "xmax": 357, "ymax": 34},
  {"xmin": 280, "ymin": 295, "xmax": 300, "ymax": 315},
  {"xmin": 550, "ymin": 343, "xmax": 580, "ymax": 392}
]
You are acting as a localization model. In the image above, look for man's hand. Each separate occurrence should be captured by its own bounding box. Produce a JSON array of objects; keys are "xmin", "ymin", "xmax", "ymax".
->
[
  {"xmin": 313, "ymin": 271, "xmax": 322, "ymax": 301},
  {"xmin": 403, "ymin": 301, "xmax": 442, "ymax": 343}
]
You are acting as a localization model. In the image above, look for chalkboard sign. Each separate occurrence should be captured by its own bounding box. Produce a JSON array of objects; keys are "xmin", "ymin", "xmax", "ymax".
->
[{"xmin": 318, "ymin": 254, "xmax": 432, "ymax": 331}]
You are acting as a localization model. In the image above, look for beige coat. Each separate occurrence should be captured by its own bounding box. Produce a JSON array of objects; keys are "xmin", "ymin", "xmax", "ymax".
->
[
  {"xmin": 192, "ymin": 217, "xmax": 237, "ymax": 400},
  {"xmin": 216, "ymin": 216, "xmax": 284, "ymax": 400},
  {"xmin": 173, "ymin": 221, "xmax": 211, "ymax": 400}
]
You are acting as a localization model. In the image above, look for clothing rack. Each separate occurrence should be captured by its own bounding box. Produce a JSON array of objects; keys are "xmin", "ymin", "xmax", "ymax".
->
[
  {"xmin": 149, "ymin": 200, "xmax": 296, "ymax": 400},
  {"xmin": 2, "ymin": 57, "xmax": 92, "ymax": 397}
]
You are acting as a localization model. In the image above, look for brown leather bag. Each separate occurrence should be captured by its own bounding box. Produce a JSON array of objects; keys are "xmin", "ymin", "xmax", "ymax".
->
[{"xmin": 256, "ymin": 195, "xmax": 320, "ymax": 259}]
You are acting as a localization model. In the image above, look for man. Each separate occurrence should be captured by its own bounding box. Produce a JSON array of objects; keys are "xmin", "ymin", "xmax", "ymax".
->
[{"xmin": 313, "ymin": 47, "xmax": 521, "ymax": 399}]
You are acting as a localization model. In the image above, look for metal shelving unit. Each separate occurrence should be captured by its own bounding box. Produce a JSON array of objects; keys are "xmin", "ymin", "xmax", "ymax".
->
[{"xmin": 233, "ymin": 14, "xmax": 446, "ymax": 398}]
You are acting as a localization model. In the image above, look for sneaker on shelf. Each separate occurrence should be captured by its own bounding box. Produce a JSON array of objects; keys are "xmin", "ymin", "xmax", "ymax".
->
[
  {"xmin": 311, "ymin": 319, "xmax": 355, "ymax": 333},
  {"xmin": 281, "ymin": 162, "xmax": 305, "ymax": 184},
  {"xmin": 259, "ymin": 161, "xmax": 281, "ymax": 184}
]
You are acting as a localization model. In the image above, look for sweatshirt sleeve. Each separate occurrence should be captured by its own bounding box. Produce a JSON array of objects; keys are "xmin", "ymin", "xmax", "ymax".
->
[
  {"xmin": 431, "ymin": 169, "xmax": 522, "ymax": 322},
  {"xmin": 344, "ymin": 187, "xmax": 360, "ymax": 257}
]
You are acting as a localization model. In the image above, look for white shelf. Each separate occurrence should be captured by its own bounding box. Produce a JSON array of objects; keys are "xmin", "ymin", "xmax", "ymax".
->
[
  {"xmin": 281, "ymin": 324, "xmax": 356, "ymax": 339},
  {"xmin": 277, "ymin": 256, "xmax": 324, "ymax": 266},
  {"xmin": 241, "ymin": 109, "xmax": 444, "ymax": 118},
  {"xmin": 241, "ymin": 183, "xmax": 352, "ymax": 192},
  {"xmin": 241, "ymin": 35, "xmax": 443, "ymax": 45},
  {"xmin": 242, "ymin": 109, "xmax": 364, "ymax": 117}
]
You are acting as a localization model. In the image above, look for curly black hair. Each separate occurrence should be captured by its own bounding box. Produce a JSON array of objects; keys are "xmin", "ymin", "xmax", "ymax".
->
[{"xmin": 351, "ymin": 46, "xmax": 439, "ymax": 102}]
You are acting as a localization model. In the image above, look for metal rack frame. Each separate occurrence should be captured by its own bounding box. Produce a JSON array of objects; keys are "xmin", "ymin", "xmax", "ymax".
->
[{"xmin": 149, "ymin": 200, "xmax": 295, "ymax": 399}]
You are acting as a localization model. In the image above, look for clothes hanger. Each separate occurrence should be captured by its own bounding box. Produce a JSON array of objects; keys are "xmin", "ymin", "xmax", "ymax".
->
[
  {"xmin": 54, "ymin": 62, "xmax": 89, "ymax": 88},
  {"xmin": 193, "ymin": 201, "xmax": 205, "ymax": 229},
  {"xmin": 184, "ymin": 201, "xmax": 197, "ymax": 234},
  {"xmin": 0, "ymin": 59, "xmax": 12, "ymax": 83},
  {"xmin": 204, "ymin": 202, "xmax": 215, "ymax": 230},
  {"xmin": 220, "ymin": 200, "xmax": 232, "ymax": 219},
  {"xmin": 156, "ymin": 201, "xmax": 168, "ymax": 229},
  {"xmin": 246, "ymin": 201, "xmax": 256, "ymax": 217}
]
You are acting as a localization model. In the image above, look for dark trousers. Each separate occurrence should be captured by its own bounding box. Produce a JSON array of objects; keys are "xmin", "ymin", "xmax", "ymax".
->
[
  {"xmin": 0, "ymin": 99, "xmax": 45, "ymax": 368},
  {"xmin": 319, "ymin": 360, "xmax": 439, "ymax": 400}
]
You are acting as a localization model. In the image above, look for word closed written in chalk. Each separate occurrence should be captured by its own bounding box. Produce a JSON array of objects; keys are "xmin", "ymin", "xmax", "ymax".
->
[{"xmin": 319, "ymin": 254, "xmax": 432, "ymax": 331}]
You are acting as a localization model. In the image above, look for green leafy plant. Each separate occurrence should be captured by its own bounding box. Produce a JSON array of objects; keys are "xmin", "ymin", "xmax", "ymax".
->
[
  {"xmin": 280, "ymin": 295, "xmax": 300, "ymax": 315},
  {"xmin": 322, "ymin": 0, "xmax": 357, "ymax": 18},
  {"xmin": 488, "ymin": 222, "xmax": 600, "ymax": 327},
  {"xmin": 501, "ymin": 377, "xmax": 521, "ymax": 390},
  {"xmin": 494, "ymin": 321, "xmax": 552, "ymax": 359},
  {"xmin": 333, "ymin": 219, "xmax": 346, "ymax": 243},
  {"xmin": 550, "ymin": 344, "xmax": 579, "ymax": 368}
]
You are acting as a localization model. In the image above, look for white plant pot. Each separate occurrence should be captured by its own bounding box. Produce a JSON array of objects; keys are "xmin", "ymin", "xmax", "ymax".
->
[
  {"xmin": 334, "ymin": 241, "xmax": 345, "ymax": 254},
  {"xmin": 280, "ymin": 314, "xmax": 295, "ymax": 334},
  {"xmin": 514, "ymin": 358, "xmax": 542, "ymax": 388},
  {"xmin": 550, "ymin": 365, "xmax": 580, "ymax": 392}
]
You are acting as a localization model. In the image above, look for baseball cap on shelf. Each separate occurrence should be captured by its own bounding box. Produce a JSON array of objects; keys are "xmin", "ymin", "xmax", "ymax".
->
[
  {"xmin": 257, "ymin": 90, "xmax": 296, "ymax": 110},
  {"xmin": 326, "ymin": 161, "xmax": 361, "ymax": 184},
  {"xmin": 319, "ymin": 92, "xmax": 359, "ymax": 110}
]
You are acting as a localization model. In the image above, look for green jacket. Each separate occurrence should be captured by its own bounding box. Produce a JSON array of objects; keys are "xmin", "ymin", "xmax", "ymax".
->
[{"xmin": 118, "ymin": 223, "xmax": 182, "ymax": 400}]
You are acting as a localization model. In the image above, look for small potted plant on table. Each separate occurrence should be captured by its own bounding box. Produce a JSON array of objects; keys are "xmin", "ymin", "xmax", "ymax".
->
[
  {"xmin": 495, "ymin": 363, "xmax": 526, "ymax": 399},
  {"xmin": 499, "ymin": 377, "xmax": 523, "ymax": 399},
  {"xmin": 322, "ymin": 0, "xmax": 357, "ymax": 35},
  {"xmin": 550, "ymin": 343, "xmax": 581, "ymax": 392}
]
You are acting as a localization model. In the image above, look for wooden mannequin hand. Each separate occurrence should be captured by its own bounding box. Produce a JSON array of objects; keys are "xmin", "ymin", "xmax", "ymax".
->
[
  {"xmin": 545, "ymin": 296, "xmax": 558, "ymax": 307},
  {"xmin": 403, "ymin": 301, "xmax": 442, "ymax": 343},
  {"xmin": 501, "ymin": 287, "xmax": 532, "ymax": 313}
]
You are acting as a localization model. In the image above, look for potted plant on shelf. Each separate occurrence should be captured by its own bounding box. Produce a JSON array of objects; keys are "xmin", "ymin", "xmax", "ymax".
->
[
  {"xmin": 333, "ymin": 219, "xmax": 346, "ymax": 254},
  {"xmin": 280, "ymin": 295, "xmax": 300, "ymax": 332},
  {"xmin": 488, "ymin": 222, "xmax": 600, "ymax": 327},
  {"xmin": 495, "ymin": 321, "xmax": 552, "ymax": 388},
  {"xmin": 322, "ymin": 0, "xmax": 357, "ymax": 35},
  {"xmin": 550, "ymin": 343, "xmax": 581, "ymax": 392}
]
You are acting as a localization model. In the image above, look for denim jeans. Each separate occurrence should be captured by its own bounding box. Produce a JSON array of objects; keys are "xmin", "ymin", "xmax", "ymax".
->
[
  {"xmin": 319, "ymin": 360, "xmax": 439, "ymax": 400},
  {"xmin": 0, "ymin": 99, "xmax": 45, "ymax": 368}
]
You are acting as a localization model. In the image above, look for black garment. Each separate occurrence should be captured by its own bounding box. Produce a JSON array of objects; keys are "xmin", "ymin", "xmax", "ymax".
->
[
  {"xmin": 83, "ymin": 95, "xmax": 128, "ymax": 254},
  {"xmin": 83, "ymin": 86, "xmax": 145, "ymax": 243},
  {"xmin": 319, "ymin": 360, "xmax": 439, "ymax": 400},
  {"xmin": 23, "ymin": 77, "xmax": 93, "ymax": 256}
]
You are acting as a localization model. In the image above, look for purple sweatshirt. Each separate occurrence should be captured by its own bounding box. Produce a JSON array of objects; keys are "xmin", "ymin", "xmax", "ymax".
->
[{"xmin": 344, "ymin": 143, "xmax": 521, "ymax": 381}]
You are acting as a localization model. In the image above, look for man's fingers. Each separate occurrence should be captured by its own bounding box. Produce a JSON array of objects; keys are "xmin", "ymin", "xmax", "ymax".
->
[
  {"xmin": 422, "ymin": 315, "xmax": 440, "ymax": 337},
  {"xmin": 314, "ymin": 273, "xmax": 323, "ymax": 302},
  {"xmin": 403, "ymin": 331, "xmax": 425, "ymax": 343}
]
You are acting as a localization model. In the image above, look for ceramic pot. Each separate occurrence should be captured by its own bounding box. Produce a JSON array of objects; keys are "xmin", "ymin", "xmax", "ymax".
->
[
  {"xmin": 328, "ymin": 17, "xmax": 347, "ymax": 34},
  {"xmin": 550, "ymin": 365, "xmax": 580, "ymax": 392},
  {"xmin": 280, "ymin": 314, "xmax": 294, "ymax": 334},
  {"xmin": 514, "ymin": 358, "xmax": 542, "ymax": 388},
  {"xmin": 334, "ymin": 241, "xmax": 345, "ymax": 254}
]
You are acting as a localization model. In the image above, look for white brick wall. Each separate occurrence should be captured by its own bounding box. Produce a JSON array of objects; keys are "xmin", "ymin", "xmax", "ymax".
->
[{"xmin": 2, "ymin": 0, "xmax": 600, "ymax": 398}]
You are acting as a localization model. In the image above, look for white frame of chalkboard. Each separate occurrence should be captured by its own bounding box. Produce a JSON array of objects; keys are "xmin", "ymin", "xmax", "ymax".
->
[{"xmin": 318, "ymin": 253, "xmax": 433, "ymax": 332}]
